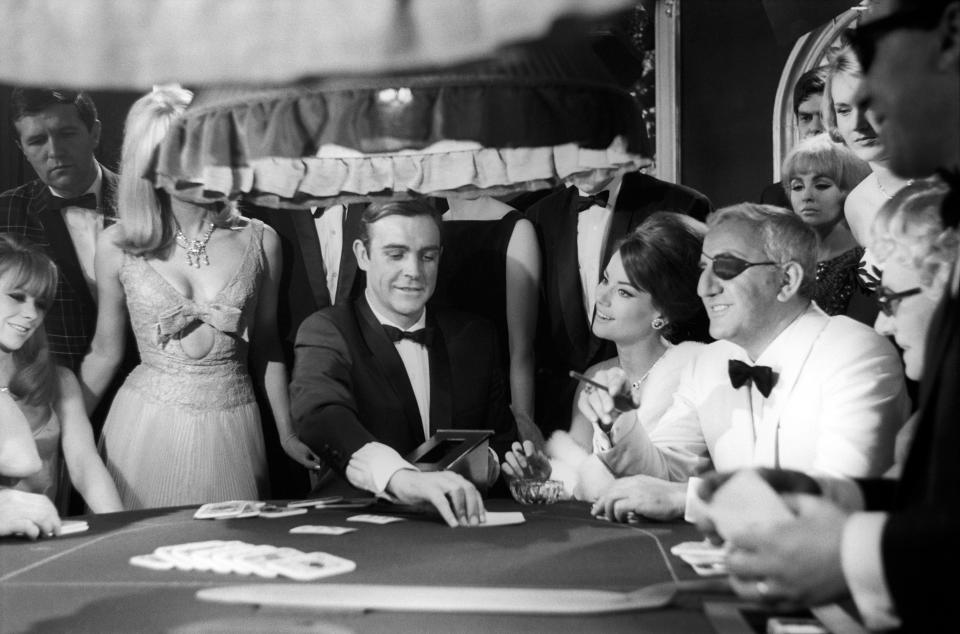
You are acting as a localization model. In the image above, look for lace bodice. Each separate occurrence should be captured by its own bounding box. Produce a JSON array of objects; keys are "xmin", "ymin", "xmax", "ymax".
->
[{"xmin": 118, "ymin": 219, "xmax": 264, "ymax": 410}]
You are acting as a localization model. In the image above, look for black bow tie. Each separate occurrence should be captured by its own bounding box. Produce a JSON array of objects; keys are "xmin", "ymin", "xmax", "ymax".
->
[
  {"xmin": 575, "ymin": 190, "xmax": 610, "ymax": 212},
  {"xmin": 728, "ymin": 359, "xmax": 776, "ymax": 398},
  {"xmin": 383, "ymin": 324, "xmax": 434, "ymax": 347},
  {"xmin": 47, "ymin": 192, "xmax": 98, "ymax": 211},
  {"xmin": 936, "ymin": 168, "xmax": 960, "ymax": 228}
]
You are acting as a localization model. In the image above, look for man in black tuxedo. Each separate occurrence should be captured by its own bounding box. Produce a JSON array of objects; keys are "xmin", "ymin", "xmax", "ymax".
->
[
  {"xmin": 523, "ymin": 171, "xmax": 712, "ymax": 435},
  {"xmin": 0, "ymin": 88, "xmax": 116, "ymax": 372},
  {"xmin": 695, "ymin": 1, "xmax": 960, "ymax": 630},
  {"xmin": 290, "ymin": 199, "xmax": 518, "ymax": 527}
]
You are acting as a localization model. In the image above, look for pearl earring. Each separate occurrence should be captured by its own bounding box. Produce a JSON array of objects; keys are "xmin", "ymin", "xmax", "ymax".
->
[{"xmin": 651, "ymin": 317, "xmax": 666, "ymax": 330}]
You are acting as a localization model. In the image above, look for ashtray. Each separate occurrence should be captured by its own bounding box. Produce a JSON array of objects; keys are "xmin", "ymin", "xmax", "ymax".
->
[{"xmin": 509, "ymin": 478, "xmax": 564, "ymax": 505}]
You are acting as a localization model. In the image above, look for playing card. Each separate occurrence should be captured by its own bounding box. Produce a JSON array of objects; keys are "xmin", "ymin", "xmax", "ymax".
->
[
  {"xmin": 239, "ymin": 546, "xmax": 309, "ymax": 578},
  {"xmin": 268, "ymin": 551, "xmax": 357, "ymax": 581},
  {"xmin": 157, "ymin": 540, "xmax": 227, "ymax": 570},
  {"xmin": 670, "ymin": 540, "xmax": 726, "ymax": 559},
  {"xmin": 347, "ymin": 514, "xmax": 406, "ymax": 524},
  {"xmin": 193, "ymin": 500, "xmax": 263, "ymax": 520},
  {"xmin": 689, "ymin": 560, "xmax": 728, "ymax": 577},
  {"xmin": 129, "ymin": 553, "xmax": 176, "ymax": 571},
  {"xmin": 59, "ymin": 520, "xmax": 89, "ymax": 535},
  {"xmin": 289, "ymin": 525, "xmax": 357, "ymax": 535},
  {"xmin": 258, "ymin": 504, "xmax": 308, "ymax": 518},
  {"xmin": 207, "ymin": 543, "xmax": 271, "ymax": 575}
]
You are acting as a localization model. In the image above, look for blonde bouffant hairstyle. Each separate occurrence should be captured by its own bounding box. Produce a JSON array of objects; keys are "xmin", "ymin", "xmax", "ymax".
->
[
  {"xmin": 871, "ymin": 178, "xmax": 958, "ymax": 299},
  {"xmin": 0, "ymin": 234, "xmax": 59, "ymax": 406},
  {"xmin": 114, "ymin": 86, "xmax": 240, "ymax": 257}
]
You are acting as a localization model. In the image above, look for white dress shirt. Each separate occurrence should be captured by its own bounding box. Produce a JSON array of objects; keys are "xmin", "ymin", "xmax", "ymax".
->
[
  {"xmin": 576, "ymin": 177, "xmax": 622, "ymax": 320},
  {"xmin": 344, "ymin": 296, "xmax": 431, "ymax": 495},
  {"xmin": 314, "ymin": 204, "xmax": 344, "ymax": 303},
  {"xmin": 52, "ymin": 165, "xmax": 103, "ymax": 299}
]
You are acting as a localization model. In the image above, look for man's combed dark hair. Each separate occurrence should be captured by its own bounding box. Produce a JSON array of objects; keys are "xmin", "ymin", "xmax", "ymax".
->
[
  {"xmin": 792, "ymin": 67, "xmax": 826, "ymax": 117},
  {"xmin": 358, "ymin": 199, "xmax": 444, "ymax": 246},
  {"xmin": 9, "ymin": 87, "xmax": 98, "ymax": 138},
  {"xmin": 0, "ymin": 233, "xmax": 59, "ymax": 406}
]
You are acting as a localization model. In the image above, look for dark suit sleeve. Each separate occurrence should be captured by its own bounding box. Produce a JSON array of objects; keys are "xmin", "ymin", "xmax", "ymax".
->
[
  {"xmin": 290, "ymin": 311, "xmax": 377, "ymax": 474},
  {"xmin": 880, "ymin": 509, "xmax": 960, "ymax": 629}
]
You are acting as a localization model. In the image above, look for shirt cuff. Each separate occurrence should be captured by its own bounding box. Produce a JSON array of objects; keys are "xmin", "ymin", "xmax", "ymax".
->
[
  {"xmin": 683, "ymin": 476, "xmax": 707, "ymax": 524},
  {"xmin": 814, "ymin": 476, "xmax": 865, "ymax": 511},
  {"xmin": 345, "ymin": 442, "xmax": 418, "ymax": 495},
  {"xmin": 841, "ymin": 512, "xmax": 900, "ymax": 631}
]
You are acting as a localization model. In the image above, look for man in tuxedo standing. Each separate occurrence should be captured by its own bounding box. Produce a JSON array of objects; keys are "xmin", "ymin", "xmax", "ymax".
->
[
  {"xmin": 1, "ymin": 88, "xmax": 115, "ymax": 372},
  {"xmin": 693, "ymin": 2, "xmax": 960, "ymax": 630},
  {"xmin": 243, "ymin": 201, "xmax": 368, "ymax": 498},
  {"xmin": 523, "ymin": 171, "xmax": 712, "ymax": 436},
  {"xmin": 290, "ymin": 200, "xmax": 518, "ymax": 527}
]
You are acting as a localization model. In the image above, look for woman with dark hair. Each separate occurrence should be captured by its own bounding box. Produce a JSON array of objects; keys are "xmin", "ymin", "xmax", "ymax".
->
[
  {"xmin": 0, "ymin": 233, "xmax": 121, "ymax": 515},
  {"xmin": 501, "ymin": 212, "xmax": 708, "ymax": 500}
]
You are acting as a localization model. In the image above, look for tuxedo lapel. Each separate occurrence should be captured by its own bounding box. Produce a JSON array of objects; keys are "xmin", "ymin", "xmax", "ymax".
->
[
  {"xmin": 100, "ymin": 167, "xmax": 119, "ymax": 223},
  {"xmin": 427, "ymin": 312, "xmax": 452, "ymax": 435},
  {"xmin": 291, "ymin": 209, "xmax": 332, "ymax": 310},
  {"xmin": 756, "ymin": 306, "xmax": 830, "ymax": 463},
  {"xmin": 355, "ymin": 297, "xmax": 425, "ymax": 444},
  {"xmin": 36, "ymin": 188, "xmax": 96, "ymax": 312},
  {"xmin": 551, "ymin": 188, "xmax": 592, "ymax": 364},
  {"xmin": 337, "ymin": 203, "xmax": 366, "ymax": 304}
]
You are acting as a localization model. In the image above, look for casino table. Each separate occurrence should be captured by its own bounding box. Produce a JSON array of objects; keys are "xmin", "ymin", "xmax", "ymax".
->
[{"xmin": 0, "ymin": 498, "xmax": 808, "ymax": 633}]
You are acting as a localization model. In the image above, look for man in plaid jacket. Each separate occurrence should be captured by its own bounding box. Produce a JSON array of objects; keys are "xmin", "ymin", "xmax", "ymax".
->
[{"xmin": 0, "ymin": 88, "xmax": 117, "ymax": 373}]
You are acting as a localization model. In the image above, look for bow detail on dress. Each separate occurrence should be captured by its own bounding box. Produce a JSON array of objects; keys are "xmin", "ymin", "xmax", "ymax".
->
[{"xmin": 156, "ymin": 302, "xmax": 244, "ymax": 345}]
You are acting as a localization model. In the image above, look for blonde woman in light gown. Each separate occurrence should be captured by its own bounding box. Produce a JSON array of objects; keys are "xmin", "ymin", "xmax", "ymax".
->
[{"xmin": 80, "ymin": 87, "xmax": 320, "ymax": 509}]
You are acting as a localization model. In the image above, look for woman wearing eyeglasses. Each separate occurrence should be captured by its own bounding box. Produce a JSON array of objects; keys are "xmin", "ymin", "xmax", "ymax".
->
[
  {"xmin": 501, "ymin": 212, "xmax": 709, "ymax": 500},
  {"xmin": 781, "ymin": 134, "xmax": 875, "ymax": 324},
  {"xmin": 870, "ymin": 179, "xmax": 955, "ymax": 474}
]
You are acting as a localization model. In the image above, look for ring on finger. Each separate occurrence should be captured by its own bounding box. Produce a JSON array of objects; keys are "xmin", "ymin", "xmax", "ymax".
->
[{"xmin": 755, "ymin": 580, "xmax": 770, "ymax": 597}]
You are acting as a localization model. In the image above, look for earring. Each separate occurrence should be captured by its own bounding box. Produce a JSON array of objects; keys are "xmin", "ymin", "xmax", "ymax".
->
[{"xmin": 651, "ymin": 317, "xmax": 666, "ymax": 330}]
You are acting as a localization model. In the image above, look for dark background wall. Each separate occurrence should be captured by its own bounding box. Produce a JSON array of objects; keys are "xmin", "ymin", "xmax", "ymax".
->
[{"xmin": 679, "ymin": 0, "xmax": 793, "ymax": 208}]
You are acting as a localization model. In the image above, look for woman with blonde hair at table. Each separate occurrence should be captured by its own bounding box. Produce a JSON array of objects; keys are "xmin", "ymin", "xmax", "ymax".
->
[
  {"xmin": 0, "ymin": 233, "xmax": 121, "ymax": 514},
  {"xmin": 870, "ymin": 178, "xmax": 956, "ymax": 474},
  {"xmin": 781, "ymin": 133, "xmax": 874, "ymax": 323},
  {"xmin": 80, "ymin": 86, "xmax": 320, "ymax": 509},
  {"xmin": 501, "ymin": 212, "xmax": 709, "ymax": 500}
]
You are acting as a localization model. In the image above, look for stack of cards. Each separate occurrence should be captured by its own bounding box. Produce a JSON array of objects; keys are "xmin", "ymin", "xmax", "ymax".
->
[
  {"xmin": 670, "ymin": 540, "xmax": 728, "ymax": 576},
  {"xmin": 193, "ymin": 501, "xmax": 264, "ymax": 520},
  {"xmin": 129, "ymin": 540, "xmax": 356, "ymax": 581}
]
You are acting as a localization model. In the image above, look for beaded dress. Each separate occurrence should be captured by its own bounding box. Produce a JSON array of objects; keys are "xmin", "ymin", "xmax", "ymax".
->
[{"xmin": 99, "ymin": 220, "xmax": 268, "ymax": 509}]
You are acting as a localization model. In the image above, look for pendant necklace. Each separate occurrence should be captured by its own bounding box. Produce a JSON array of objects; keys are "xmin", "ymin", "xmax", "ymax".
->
[
  {"xmin": 629, "ymin": 350, "xmax": 668, "ymax": 392},
  {"xmin": 175, "ymin": 221, "xmax": 216, "ymax": 268}
]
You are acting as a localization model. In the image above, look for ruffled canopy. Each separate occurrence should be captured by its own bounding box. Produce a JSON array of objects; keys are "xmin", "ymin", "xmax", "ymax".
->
[{"xmin": 153, "ymin": 44, "xmax": 652, "ymax": 209}]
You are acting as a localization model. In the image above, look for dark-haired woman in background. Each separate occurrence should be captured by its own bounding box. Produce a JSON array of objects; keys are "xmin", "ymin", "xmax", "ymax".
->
[{"xmin": 502, "ymin": 212, "xmax": 709, "ymax": 500}]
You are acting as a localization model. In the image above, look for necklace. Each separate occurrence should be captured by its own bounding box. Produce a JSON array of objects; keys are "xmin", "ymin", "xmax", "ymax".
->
[
  {"xmin": 629, "ymin": 350, "xmax": 669, "ymax": 392},
  {"xmin": 875, "ymin": 173, "xmax": 913, "ymax": 200},
  {"xmin": 175, "ymin": 222, "xmax": 216, "ymax": 268}
]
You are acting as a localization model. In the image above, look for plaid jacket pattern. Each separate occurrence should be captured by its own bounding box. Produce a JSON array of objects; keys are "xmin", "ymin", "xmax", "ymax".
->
[{"xmin": 0, "ymin": 167, "xmax": 118, "ymax": 370}]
